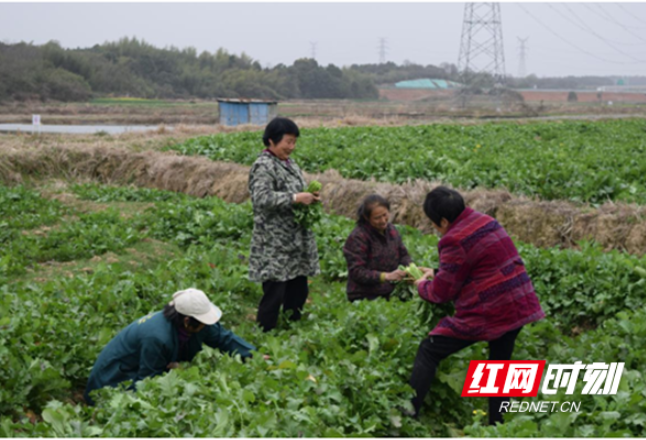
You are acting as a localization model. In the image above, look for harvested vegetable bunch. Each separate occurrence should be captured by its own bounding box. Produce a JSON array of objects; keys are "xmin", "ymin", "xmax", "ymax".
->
[
  {"xmin": 306, "ymin": 180, "xmax": 322, "ymax": 193},
  {"xmin": 399, "ymin": 262, "xmax": 425, "ymax": 280},
  {"xmin": 393, "ymin": 263, "xmax": 454, "ymax": 325},
  {"xmin": 293, "ymin": 180, "xmax": 323, "ymax": 229},
  {"xmin": 393, "ymin": 282, "xmax": 417, "ymax": 302},
  {"xmin": 393, "ymin": 263, "xmax": 425, "ymax": 301}
]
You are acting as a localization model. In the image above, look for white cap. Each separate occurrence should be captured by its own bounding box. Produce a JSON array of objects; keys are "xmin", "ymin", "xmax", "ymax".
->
[{"xmin": 170, "ymin": 288, "xmax": 222, "ymax": 325}]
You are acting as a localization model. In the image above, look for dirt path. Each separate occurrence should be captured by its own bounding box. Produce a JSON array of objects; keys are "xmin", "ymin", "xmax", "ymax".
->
[{"xmin": 1, "ymin": 99, "xmax": 643, "ymax": 126}]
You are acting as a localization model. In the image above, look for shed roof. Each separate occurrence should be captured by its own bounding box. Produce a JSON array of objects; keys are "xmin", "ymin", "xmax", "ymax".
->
[{"xmin": 216, "ymin": 98, "xmax": 278, "ymax": 104}]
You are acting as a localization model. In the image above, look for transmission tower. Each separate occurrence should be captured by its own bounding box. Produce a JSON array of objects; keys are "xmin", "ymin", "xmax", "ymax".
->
[
  {"xmin": 378, "ymin": 38, "xmax": 388, "ymax": 64},
  {"xmin": 457, "ymin": 3, "xmax": 506, "ymax": 83},
  {"xmin": 517, "ymin": 37, "xmax": 528, "ymax": 77},
  {"xmin": 310, "ymin": 42, "xmax": 318, "ymax": 60}
]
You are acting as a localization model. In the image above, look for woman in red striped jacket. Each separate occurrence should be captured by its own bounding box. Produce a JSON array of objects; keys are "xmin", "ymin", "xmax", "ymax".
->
[{"xmin": 409, "ymin": 186, "xmax": 545, "ymax": 425}]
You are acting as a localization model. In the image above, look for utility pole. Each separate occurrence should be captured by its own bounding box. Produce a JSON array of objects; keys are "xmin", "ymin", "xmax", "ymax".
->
[
  {"xmin": 457, "ymin": 3, "xmax": 506, "ymax": 84},
  {"xmin": 378, "ymin": 37, "xmax": 388, "ymax": 64},
  {"xmin": 310, "ymin": 42, "xmax": 318, "ymax": 61},
  {"xmin": 518, "ymin": 37, "xmax": 528, "ymax": 78}
]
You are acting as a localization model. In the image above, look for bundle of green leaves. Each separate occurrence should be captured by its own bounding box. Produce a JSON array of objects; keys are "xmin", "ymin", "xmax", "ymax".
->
[
  {"xmin": 392, "ymin": 263, "xmax": 424, "ymax": 301},
  {"xmin": 400, "ymin": 262, "xmax": 425, "ymax": 280},
  {"xmin": 392, "ymin": 263, "xmax": 454, "ymax": 327},
  {"xmin": 293, "ymin": 180, "xmax": 323, "ymax": 229}
]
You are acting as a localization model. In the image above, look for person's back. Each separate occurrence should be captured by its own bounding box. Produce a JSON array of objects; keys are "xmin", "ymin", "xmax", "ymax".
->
[
  {"xmin": 409, "ymin": 186, "xmax": 545, "ymax": 425},
  {"xmin": 434, "ymin": 207, "xmax": 543, "ymax": 341},
  {"xmin": 84, "ymin": 312, "xmax": 172, "ymax": 404},
  {"xmin": 84, "ymin": 288, "xmax": 256, "ymax": 405}
]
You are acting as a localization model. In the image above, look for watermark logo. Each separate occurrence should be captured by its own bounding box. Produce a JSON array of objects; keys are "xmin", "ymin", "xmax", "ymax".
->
[
  {"xmin": 542, "ymin": 361, "xmax": 624, "ymax": 395},
  {"xmin": 462, "ymin": 361, "xmax": 546, "ymax": 397},
  {"xmin": 462, "ymin": 360, "xmax": 624, "ymax": 413}
]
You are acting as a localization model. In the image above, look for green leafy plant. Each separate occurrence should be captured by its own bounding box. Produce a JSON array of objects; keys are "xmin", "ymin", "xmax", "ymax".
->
[
  {"xmin": 293, "ymin": 180, "xmax": 323, "ymax": 229},
  {"xmin": 399, "ymin": 262, "xmax": 425, "ymax": 280},
  {"xmin": 169, "ymin": 119, "xmax": 646, "ymax": 204},
  {"xmin": 3, "ymin": 183, "xmax": 646, "ymax": 437}
]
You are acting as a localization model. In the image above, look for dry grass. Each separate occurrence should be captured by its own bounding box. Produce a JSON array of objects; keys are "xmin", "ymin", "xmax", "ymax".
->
[{"xmin": 3, "ymin": 142, "xmax": 646, "ymax": 255}]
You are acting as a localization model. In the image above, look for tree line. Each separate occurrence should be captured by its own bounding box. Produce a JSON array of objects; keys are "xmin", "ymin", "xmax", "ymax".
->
[
  {"xmin": 0, "ymin": 38, "xmax": 380, "ymax": 102},
  {"xmin": 0, "ymin": 38, "xmax": 643, "ymax": 103}
]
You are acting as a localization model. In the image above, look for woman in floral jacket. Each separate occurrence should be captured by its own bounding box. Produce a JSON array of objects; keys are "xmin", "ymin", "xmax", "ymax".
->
[{"xmin": 248, "ymin": 117, "xmax": 320, "ymax": 332}]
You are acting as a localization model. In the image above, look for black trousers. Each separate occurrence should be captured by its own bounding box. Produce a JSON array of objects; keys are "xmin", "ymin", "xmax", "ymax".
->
[
  {"xmin": 257, "ymin": 276, "xmax": 309, "ymax": 332},
  {"xmin": 409, "ymin": 327, "xmax": 522, "ymax": 426}
]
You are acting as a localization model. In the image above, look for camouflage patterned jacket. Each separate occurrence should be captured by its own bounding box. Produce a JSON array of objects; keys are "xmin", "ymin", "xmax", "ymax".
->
[{"xmin": 248, "ymin": 151, "xmax": 320, "ymax": 282}]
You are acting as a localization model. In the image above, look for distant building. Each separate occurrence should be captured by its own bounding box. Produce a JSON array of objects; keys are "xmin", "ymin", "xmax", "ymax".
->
[
  {"xmin": 394, "ymin": 78, "xmax": 462, "ymax": 89},
  {"xmin": 217, "ymin": 99, "xmax": 278, "ymax": 126}
]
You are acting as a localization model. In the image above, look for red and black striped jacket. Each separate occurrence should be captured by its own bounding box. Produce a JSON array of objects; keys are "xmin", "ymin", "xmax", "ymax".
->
[{"xmin": 418, "ymin": 207, "xmax": 545, "ymax": 341}]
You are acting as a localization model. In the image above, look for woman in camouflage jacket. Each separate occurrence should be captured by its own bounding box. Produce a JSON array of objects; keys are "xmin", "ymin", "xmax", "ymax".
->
[{"xmin": 248, "ymin": 117, "xmax": 321, "ymax": 332}]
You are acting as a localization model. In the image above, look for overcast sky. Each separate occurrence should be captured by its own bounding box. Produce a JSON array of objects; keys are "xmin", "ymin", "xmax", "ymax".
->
[{"xmin": 1, "ymin": 2, "xmax": 646, "ymax": 78}]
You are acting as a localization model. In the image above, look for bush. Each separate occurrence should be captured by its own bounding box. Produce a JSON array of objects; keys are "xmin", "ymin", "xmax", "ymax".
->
[
  {"xmin": 567, "ymin": 91, "xmax": 578, "ymax": 102},
  {"xmin": 40, "ymin": 68, "xmax": 92, "ymax": 101}
]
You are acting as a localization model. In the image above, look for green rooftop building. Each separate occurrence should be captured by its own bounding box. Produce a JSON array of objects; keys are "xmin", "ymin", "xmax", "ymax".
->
[{"xmin": 394, "ymin": 78, "xmax": 462, "ymax": 89}]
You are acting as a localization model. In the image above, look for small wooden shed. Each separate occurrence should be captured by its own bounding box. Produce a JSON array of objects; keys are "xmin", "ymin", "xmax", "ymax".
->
[{"xmin": 217, "ymin": 98, "xmax": 278, "ymax": 126}]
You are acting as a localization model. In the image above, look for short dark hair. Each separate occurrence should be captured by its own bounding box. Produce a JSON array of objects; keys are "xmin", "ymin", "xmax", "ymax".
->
[
  {"xmin": 163, "ymin": 303, "xmax": 202, "ymax": 330},
  {"xmin": 357, "ymin": 194, "xmax": 390, "ymax": 225},
  {"xmin": 262, "ymin": 117, "xmax": 300, "ymax": 147},
  {"xmin": 423, "ymin": 186, "xmax": 465, "ymax": 226}
]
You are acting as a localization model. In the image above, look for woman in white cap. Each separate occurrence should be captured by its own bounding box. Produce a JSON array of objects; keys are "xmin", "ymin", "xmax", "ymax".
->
[{"xmin": 84, "ymin": 288, "xmax": 256, "ymax": 405}]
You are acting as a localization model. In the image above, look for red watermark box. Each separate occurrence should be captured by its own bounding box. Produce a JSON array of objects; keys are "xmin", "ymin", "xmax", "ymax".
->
[{"xmin": 461, "ymin": 360, "xmax": 546, "ymax": 397}]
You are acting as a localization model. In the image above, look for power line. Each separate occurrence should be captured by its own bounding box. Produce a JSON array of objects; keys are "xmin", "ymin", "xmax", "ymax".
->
[
  {"xmin": 532, "ymin": 47, "xmax": 646, "ymax": 58},
  {"xmin": 547, "ymin": 3, "xmax": 646, "ymax": 62},
  {"xmin": 558, "ymin": 3, "xmax": 645, "ymax": 46},
  {"xmin": 596, "ymin": 3, "xmax": 646, "ymax": 30},
  {"xmin": 592, "ymin": 3, "xmax": 627, "ymax": 24},
  {"xmin": 516, "ymin": 4, "xmax": 644, "ymax": 65},
  {"xmin": 582, "ymin": 3, "xmax": 646, "ymax": 43},
  {"xmin": 615, "ymin": 3, "xmax": 646, "ymax": 28},
  {"xmin": 530, "ymin": 48, "xmax": 646, "ymax": 73}
]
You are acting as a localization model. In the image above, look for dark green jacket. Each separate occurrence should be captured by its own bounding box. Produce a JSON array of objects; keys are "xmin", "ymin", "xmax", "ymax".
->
[{"xmin": 84, "ymin": 311, "xmax": 255, "ymax": 404}]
